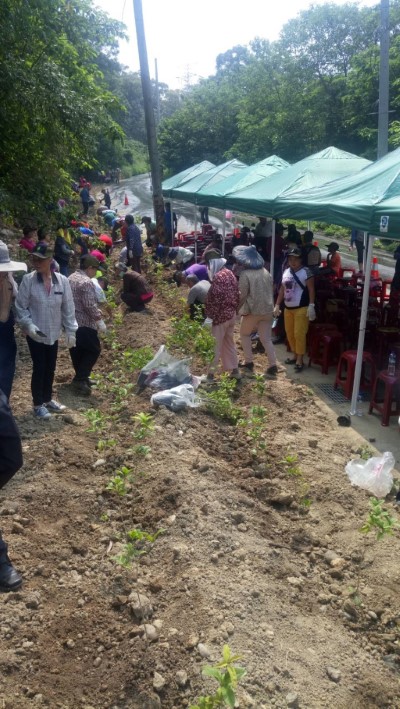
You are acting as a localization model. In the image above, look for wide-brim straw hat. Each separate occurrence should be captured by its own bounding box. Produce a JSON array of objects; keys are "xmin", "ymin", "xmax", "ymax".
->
[{"xmin": 232, "ymin": 245, "xmax": 264, "ymax": 269}]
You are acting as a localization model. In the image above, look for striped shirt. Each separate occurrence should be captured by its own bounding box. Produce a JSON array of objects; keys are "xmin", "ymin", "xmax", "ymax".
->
[
  {"xmin": 15, "ymin": 271, "xmax": 77, "ymax": 345},
  {"xmin": 68, "ymin": 270, "xmax": 102, "ymax": 329}
]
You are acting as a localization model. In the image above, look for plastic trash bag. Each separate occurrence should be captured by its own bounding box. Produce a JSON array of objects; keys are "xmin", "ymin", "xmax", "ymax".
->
[
  {"xmin": 345, "ymin": 451, "xmax": 395, "ymax": 498},
  {"xmin": 151, "ymin": 384, "xmax": 202, "ymax": 412},
  {"xmin": 149, "ymin": 357, "xmax": 192, "ymax": 390},
  {"xmin": 137, "ymin": 345, "xmax": 174, "ymax": 388}
]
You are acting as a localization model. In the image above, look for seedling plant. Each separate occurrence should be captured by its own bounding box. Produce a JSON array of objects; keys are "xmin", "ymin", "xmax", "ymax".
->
[
  {"xmin": 84, "ymin": 408, "xmax": 109, "ymax": 433},
  {"xmin": 280, "ymin": 453, "xmax": 312, "ymax": 508},
  {"xmin": 132, "ymin": 412, "xmax": 154, "ymax": 439},
  {"xmin": 204, "ymin": 374, "xmax": 241, "ymax": 424},
  {"xmin": 361, "ymin": 497, "xmax": 399, "ymax": 540},
  {"xmin": 190, "ymin": 645, "xmax": 246, "ymax": 709},
  {"xmin": 106, "ymin": 466, "xmax": 134, "ymax": 496}
]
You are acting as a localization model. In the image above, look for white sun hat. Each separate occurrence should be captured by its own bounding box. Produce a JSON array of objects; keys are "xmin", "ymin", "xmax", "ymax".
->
[{"xmin": 0, "ymin": 240, "xmax": 28, "ymax": 272}]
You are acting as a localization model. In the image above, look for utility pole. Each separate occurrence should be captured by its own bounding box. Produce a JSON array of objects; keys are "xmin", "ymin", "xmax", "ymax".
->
[
  {"xmin": 155, "ymin": 58, "xmax": 161, "ymax": 125},
  {"xmin": 133, "ymin": 0, "xmax": 165, "ymax": 237},
  {"xmin": 377, "ymin": 0, "xmax": 390, "ymax": 158}
]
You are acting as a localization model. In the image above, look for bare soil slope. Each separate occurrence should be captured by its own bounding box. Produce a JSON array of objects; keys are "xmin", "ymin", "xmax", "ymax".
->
[{"xmin": 1, "ymin": 251, "xmax": 400, "ymax": 709}]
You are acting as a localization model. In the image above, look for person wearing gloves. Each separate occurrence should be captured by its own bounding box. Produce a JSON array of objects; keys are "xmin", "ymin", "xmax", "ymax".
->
[
  {"xmin": 205, "ymin": 258, "xmax": 240, "ymax": 380},
  {"xmin": 234, "ymin": 245, "xmax": 278, "ymax": 377},
  {"xmin": 0, "ymin": 241, "xmax": 27, "ymax": 400},
  {"xmin": 15, "ymin": 242, "xmax": 78, "ymax": 419},
  {"xmin": 125, "ymin": 214, "xmax": 143, "ymax": 273},
  {"xmin": 68, "ymin": 255, "xmax": 105, "ymax": 395},
  {"xmin": 274, "ymin": 247, "xmax": 316, "ymax": 372}
]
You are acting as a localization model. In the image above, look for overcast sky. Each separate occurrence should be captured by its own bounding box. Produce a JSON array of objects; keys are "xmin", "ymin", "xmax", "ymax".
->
[{"xmin": 94, "ymin": 0, "xmax": 379, "ymax": 89}]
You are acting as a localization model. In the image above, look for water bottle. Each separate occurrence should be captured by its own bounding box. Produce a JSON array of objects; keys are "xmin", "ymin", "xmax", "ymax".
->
[{"xmin": 388, "ymin": 352, "xmax": 396, "ymax": 376}]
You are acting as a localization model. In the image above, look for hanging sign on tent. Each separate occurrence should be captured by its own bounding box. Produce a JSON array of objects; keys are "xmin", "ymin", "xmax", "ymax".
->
[{"xmin": 380, "ymin": 216, "xmax": 389, "ymax": 233}]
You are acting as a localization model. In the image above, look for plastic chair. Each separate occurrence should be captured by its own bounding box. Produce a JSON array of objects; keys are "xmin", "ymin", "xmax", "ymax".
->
[
  {"xmin": 308, "ymin": 330, "xmax": 344, "ymax": 374},
  {"xmin": 369, "ymin": 370, "xmax": 400, "ymax": 426},
  {"xmin": 334, "ymin": 350, "xmax": 376, "ymax": 400}
]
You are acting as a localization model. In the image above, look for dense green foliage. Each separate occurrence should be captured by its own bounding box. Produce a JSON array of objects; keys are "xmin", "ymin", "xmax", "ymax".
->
[
  {"xmin": 159, "ymin": 1, "xmax": 400, "ymax": 173},
  {"xmin": 5, "ymin": 0, "xmax": 400, "ymax": 222},
  {"xmin": 0, "ymin": 0, "xmax": 179, "ymax": 221}
]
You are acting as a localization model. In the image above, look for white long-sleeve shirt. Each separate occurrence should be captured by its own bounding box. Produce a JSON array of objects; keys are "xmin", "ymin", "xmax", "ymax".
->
[{"xmin": 15, "ymin": 271, "xmax": 78, "ymax": 345}]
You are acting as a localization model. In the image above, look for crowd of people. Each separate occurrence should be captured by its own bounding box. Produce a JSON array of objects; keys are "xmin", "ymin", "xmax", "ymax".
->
[{"xmin": 0, "ymin": 186, "xmax": 381, "ymax": 593}]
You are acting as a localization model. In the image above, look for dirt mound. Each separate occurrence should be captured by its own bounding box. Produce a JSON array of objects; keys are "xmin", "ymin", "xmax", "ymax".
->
[{"xmin": 1, "ymin": 254, "xmax": 400, "ymax": 709}]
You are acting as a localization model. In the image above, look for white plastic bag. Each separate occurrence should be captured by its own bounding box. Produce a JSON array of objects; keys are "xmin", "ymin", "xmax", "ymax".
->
[
  {"xmin": 137, "ymin": 345, "xmax": 175, "ymax": 389},
  {"xmin": 151, "ymin": 384, "xmax": 202, "ymax": 411},
  {"xmin": 345, "ymin": 451, "xmax": 395, "ymax": 497},
  {"xmin": 149, "ymin": 358, "xmax": 192, "ymax": 390}
]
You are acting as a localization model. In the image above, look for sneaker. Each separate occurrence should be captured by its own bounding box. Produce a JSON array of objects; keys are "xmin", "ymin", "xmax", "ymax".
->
[
  {"xmin": 33, "ymin": 405, "xmax": 51, "ymax": 420},
  {"xmin": 230, "ymin": 369, "xmax": 242, "ymax": 381},
  {"xmin": 45, "ymin": 399, "xmax": 66, "ymax": 412},
  {"xmin": 239, "ymin": 361, "xmax": 254, "ymax": 370},
  {"xmin": 0, "ymin": 557, "xmax": 22, "ymax": 591},
  {"xmin": 266, "ymin": 365, "xmax": 278, "ymax": 377},
  {"xmin": 72, "ymin": 380, "xmax": 92, "ymax": 396}
]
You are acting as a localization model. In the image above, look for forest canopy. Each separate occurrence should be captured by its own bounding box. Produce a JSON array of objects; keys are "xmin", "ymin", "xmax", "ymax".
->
[
  {"xmin": 158, "ymin": 1, "xmax": 400, "ymax": 174},
  {"xmin": 3, "ymin": 1, "xmax": 400, "ymax": 219}
]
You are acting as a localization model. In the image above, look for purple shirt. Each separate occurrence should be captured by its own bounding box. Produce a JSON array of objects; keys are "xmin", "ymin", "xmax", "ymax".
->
[{"xmin": 184, "ymin": 263, "xmax": 209, "ymax": 281}]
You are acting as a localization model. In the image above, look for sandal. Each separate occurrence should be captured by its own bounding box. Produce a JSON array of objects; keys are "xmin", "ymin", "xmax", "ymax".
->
[
  {"xmin": 285, "ymin": 358, "xmax": 296, "ymax": 365},
  {"xmin": 294, "ymin": 363, "xmax": 304, "ymax": 372}
]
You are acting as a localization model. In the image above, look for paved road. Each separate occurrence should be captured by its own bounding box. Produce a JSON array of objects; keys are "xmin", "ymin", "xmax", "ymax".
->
[{"xmin": 106, "ymin": 173, "xmax": 395, "ymax": 279}]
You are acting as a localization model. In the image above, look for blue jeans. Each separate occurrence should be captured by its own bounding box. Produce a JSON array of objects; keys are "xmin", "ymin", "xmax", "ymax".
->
[{"xmin": 0, "ymin": 317, "xmax": 17, "ymax": 400}]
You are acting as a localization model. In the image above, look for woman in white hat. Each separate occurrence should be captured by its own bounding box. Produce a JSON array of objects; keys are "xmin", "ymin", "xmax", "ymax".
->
[{"xmin": 0, "ymin": 241, "xmax": 27, "ymax": 400}]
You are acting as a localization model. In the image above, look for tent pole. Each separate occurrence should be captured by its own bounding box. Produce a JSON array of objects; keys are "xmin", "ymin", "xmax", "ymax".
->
[
  {"xmin": 270, "ymin": 219, "xmax": 276, "ymax": 281},
  {"xmin": 194, "ymin": 204, "xmax": 198, "ymax": 261},
  {"xmin": 222, "ymin": 213, "xmax": 226, "ymax": 256},
  {"xmin": 171, "ymin": 203, "xmax": 175, "ymax": 247},
  {"xmin": 363, "ymin": 231, "xmax": 367, "ymax": 272},
  {"xmin": 349, "ymin": 235, "xmax": 374, "ymax": 416}
]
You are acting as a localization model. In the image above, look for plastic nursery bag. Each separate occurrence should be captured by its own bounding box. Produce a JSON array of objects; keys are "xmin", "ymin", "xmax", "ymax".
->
[
  {"xmin": 151, "ymin": 384, "xmax": 202, "ymax": 412},
  {"xmin": 345, "ymin": 451, "xmax": 395, "ymax": 498}
]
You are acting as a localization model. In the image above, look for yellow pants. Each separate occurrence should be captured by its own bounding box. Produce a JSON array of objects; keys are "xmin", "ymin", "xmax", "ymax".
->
[{"xmin": 284, "ymin": 307, "xmax": 309, "ymax": 356}]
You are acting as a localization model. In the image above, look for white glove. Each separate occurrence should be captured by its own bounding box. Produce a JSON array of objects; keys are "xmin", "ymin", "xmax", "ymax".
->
[
  {"xmin": 273, "ymin": 304, "xmax": 281, "ymax": 318},
  {"xmin": 27, "ymin": 324, "xmax": 46, "ymax": 342},
  {"xmin": 307, "ymin": 303, "xmax": 316, "ymax": 321},
  {"xmin": 66, "ymin": 334, "xmax": 76, "ymax": 349},
  {"xmin": 97, "ymin": 319, "xmax": 107, "ymax": 332},
  {"xmin": 203, "ymin": 317, "xmax": 213, "ymax": 328},
  {"xmin": 128, "ymin": 250, "xmax": 133, "ymax": 259}
]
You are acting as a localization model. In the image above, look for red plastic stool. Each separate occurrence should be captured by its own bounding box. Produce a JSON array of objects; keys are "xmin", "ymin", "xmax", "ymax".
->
[
  {"xmin": 307, "ymin": 323, "xmax": 339, "ymax": 355},
  {"xmin": 334, "ymin": 350, "xmax": 376, "ymax": 400},
  {"xmin": 369, "ymin": 370, "xmax": 400, "ymax": 426},
  {"xmin": 308, "ymin": 331, "xmax": 344, "ymax": 374}
]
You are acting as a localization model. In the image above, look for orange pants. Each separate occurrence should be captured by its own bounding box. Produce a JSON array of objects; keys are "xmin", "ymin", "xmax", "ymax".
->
[{"xmin": 284, "ymin": 307, "xmax": 309, "ymax": 356}]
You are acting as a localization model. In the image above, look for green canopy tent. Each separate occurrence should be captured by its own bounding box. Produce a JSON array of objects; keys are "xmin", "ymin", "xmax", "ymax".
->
[
  {"xmin": 273, "ymin": 146, "xmax": 400, "ymax": 418},
  {"xmin": 162, "ymin": 160, "xmax": 216, "ymax": 199},
  {"xmin": 274, "ymin": 146, "xmax": 400, "ymax": 238},
  {"xmin": 226, "ymin": 147, "xmax": 371, "ymax": 217},
  {"xmin": 163, "ymin": 159, "xmax": 247, "ymax": 253},
  {"xmin": 195, "ymin": 155, "xmax": 289, "ymax": 210},
  {"xmin": 166, "ymin": 158, "xmax": 247, "ymax": 203}
]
